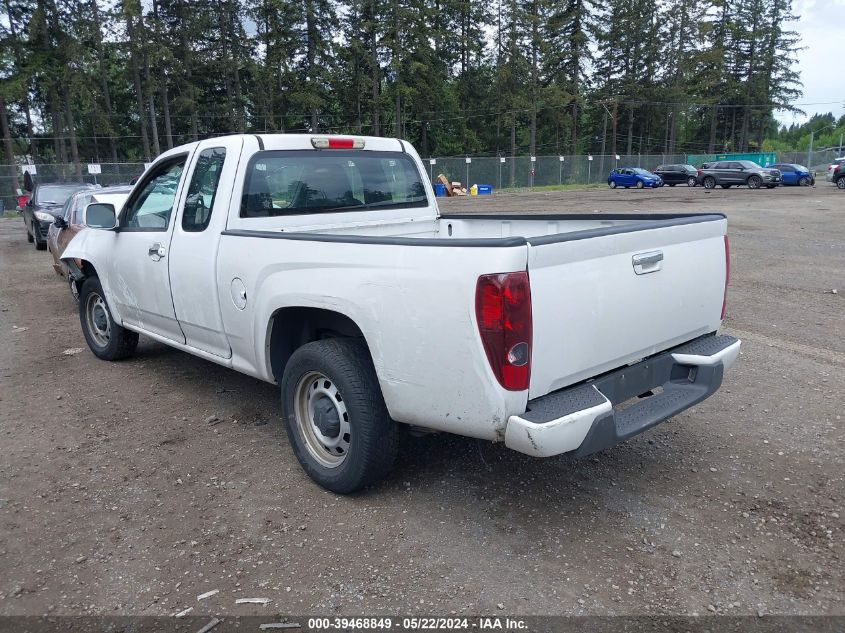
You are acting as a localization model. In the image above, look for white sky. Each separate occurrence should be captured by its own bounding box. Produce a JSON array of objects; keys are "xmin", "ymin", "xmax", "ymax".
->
[{"xmin": 774, "ymin": 0, "xmax": 845, "ymax": 125}]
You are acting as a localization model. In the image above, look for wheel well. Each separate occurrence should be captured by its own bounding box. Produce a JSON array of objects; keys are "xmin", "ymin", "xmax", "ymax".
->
[
  {"xmin": 69, "ymin": 260, "xmax": 98, "ymax": 293},
  {"xmin": 268, "ymin": 307, "xmax": 367, "ymax": 382}
]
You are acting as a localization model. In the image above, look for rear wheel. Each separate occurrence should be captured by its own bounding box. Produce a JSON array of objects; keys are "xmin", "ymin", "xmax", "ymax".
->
[
  {"xmin": 703, "ymin": 176, "xmax": 716, "ymax": 189},
  {"xmin": 747, "ymin": 175, "xmax": 762, "ymax": 189},
  {"xmin": 687, "ymin": 176, "xmax": 697, "ymax": 187},
  {"xmin": 798, "ymin": 176, "xmax": 811, "ymax": 187},
  {"xmin": 281, "ymin": 338, "xmax": 399, "ymax": 494},
  {"xmin": 79, "ymin": 277, "xmax": 139, "ymax": 361}
]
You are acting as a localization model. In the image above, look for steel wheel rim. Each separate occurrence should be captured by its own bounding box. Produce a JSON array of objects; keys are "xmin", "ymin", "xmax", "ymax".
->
[
  {"xmin": 86, "ymin": 292, "xmax": 111, "ymax": 348},
  {"xmin": 838, "ymin": 179, "xmax": 845, "ymax": 189},
  {"xmin": 688, "ymin": 177, "xmax": 696, "ymax": 186},
  {"xmin": 294, "ymin": 371, "xmax": 350, "ymax": 468}
]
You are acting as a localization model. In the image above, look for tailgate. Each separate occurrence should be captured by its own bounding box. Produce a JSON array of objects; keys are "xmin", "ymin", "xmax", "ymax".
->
[{"xmin": 527, "ymin": 216, "xmax": 728, "ymax": 398}]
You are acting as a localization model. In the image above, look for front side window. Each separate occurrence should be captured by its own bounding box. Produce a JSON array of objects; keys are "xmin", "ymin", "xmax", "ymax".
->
[
  {"xmin": 73, "ymin": 194, "xmax": 94, "ymax": 224},
  {"xmin": 183, "ymin": 148, "xmax": 226, "ymax": 232},
  {"xmin": 122, "ymin": 158, "xmax": 186, "ymax": 230},
  {"xmin": 240, "ymin": 150, "xmax": 427, "ymax": 218}
]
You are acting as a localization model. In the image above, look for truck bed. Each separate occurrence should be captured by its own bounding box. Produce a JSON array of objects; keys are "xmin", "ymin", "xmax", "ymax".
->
[{"xmin": 225, "ymin": 212, "xmax": 727, "ymax": 400}]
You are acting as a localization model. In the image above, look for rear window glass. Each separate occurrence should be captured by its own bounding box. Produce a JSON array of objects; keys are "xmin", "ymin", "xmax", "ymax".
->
[{"xmin": 240, "ymin": 150, "xmax": 427, "ymax": 217}]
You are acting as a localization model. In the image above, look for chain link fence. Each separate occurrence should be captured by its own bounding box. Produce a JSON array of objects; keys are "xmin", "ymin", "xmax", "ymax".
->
[
  {"xmin": 2, "ymin": 149, "xmax": 841, "ymax": 214},
  {"xmin": 0, "ymin": 163, "xmax": 145, "ymax": 215}
]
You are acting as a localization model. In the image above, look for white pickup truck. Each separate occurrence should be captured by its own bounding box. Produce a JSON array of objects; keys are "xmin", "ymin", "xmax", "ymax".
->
[{"xmin": 63, "ymin": 134, "xmax": 740, "ymax": 493}]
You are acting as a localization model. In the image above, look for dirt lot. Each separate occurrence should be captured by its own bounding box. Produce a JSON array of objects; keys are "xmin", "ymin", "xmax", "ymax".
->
[{"xmin": 0, "ymin": 184, "xmax": 842, "ymax": 618}]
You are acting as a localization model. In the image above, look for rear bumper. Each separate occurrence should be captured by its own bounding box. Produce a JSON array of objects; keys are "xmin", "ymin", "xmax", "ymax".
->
[{"xmin": 504, "ymin": 334, "xmax": 740, "ymax": 458}]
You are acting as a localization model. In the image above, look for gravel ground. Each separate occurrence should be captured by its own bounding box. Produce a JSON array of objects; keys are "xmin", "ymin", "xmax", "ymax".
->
[{"xmin": 0, "ymin": 184, "xmax": 842, "ymax": 618}]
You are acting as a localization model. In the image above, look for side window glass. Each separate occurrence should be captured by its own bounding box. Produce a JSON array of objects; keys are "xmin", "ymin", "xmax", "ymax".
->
[
  {"xmin": 74, "ymin": 195, "xmax": 92, "ymax": 224},
  {"xmin": 61, "ymin": 197, "xmax": 73, "ymax": 221},
  {"xmin": 183, "ymin": 147, "xmax": 226, "ymax": 232},
  {"xmin": 122, "ymin": 158, "xmax": 186, "ymax": 230}
]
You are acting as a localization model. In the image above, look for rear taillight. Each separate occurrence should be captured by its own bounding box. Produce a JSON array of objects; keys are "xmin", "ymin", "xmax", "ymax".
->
[
  {"xmin": 721, "ymin": 235, "xmax": 730, "ymax": 320},
  {"xmin": 475, "ymin": 272, "xmax": 532, "ymax": 391}
]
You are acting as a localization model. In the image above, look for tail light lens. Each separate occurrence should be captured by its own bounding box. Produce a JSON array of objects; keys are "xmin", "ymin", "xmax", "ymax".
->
[
  {"xmin": 311, "ymin": 137, "xmax": 365, "ymax": 149},
  {"xmin": 721, "ymin": 235, "xmax": 730, "ymax": 320},
  {"xmin": 475, "ymin": 272, "xmax": 532, "ymax": 391}
]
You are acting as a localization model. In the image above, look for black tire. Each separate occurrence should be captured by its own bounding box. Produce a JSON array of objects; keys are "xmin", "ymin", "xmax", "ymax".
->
[
  {"xmin": 798, "ymin": 176, "xmax": 810, "ymax": 186},
  {"xmin": 34, "ymin": 232, "xmax": 46, "ymax": 250},
  {"xmin": 836, "ymin": 177, "xmax": 845, "ymax": 190},
  {"xmin": 668, "ymin": 183, "xmax": 675, "ymax": 187},
  {"xmin": 721, "ymin": 184, "xmax": 731, "ymax": 189},
  {"xmin": 703, "ymin": 176, "xmax": 716, "ymax": 189},
  {"xmin": 281, "ymin": 338, "xmax": 399, "ymax": 494},
  {"xmin": 79, "ymin": 277, "xmax": 138, "ymax": 361},
  {"xmin": 747, "ymin": 175, "xmax": 762, "ymax": 189},
  {"xmin": 687, "ymin": 176, "xmax": 697, "ymax": 187},
  {"xmin": 26, "ymin": 228, "xmax": 34, "ymax": 243}
]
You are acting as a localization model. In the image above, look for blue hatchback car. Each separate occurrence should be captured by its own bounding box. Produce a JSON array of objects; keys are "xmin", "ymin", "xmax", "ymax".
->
[
  {"xmin": 768, "ymin": 163, "xmax": 814, "ymax": 186},
  {"xmin": 608, "ymin": 167, "xmax": 663, "ymax": 189}
]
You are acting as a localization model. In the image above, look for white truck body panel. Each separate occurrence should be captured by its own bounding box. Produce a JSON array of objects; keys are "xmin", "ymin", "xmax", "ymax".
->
[{"xmin": 63, "ymin": 133, "xmax": 737, "ymax": 451}]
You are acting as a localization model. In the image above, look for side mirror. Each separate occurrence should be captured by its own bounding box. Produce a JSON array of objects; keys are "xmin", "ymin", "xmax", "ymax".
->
[
  {"xmin": 86, "ymin": 203, "xmax": 118, "ymax": 229},
  {"xmin": 54, "ymin": 217, "xmax": 68, "ymax": 229}
]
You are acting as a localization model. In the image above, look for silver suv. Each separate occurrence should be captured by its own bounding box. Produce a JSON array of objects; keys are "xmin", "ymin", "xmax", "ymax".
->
[{"xmin": 698, "ymin": 160, "xmax": 782, "ymax": 189}]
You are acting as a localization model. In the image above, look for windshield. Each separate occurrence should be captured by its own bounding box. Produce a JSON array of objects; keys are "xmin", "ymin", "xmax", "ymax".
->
[
  {"xmin": 240, "ymin": 150, "xmax": 427, "ymax": 217},
  {"xmin": 35, "ymin": 184, "xmax": 90, "ymax": 205},
  {"xmin": 631, "ymin": 168, "xmax": 653, "ymax": 176}
]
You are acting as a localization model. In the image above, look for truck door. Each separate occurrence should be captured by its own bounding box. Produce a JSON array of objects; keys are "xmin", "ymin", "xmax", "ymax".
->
[
  {"xmin": 109, "ymin": 153, "xmax": 191, "ymax": 343},
  {"xmin": 168, "ymin": 137, "xmax": 243, "ymax": 358}
]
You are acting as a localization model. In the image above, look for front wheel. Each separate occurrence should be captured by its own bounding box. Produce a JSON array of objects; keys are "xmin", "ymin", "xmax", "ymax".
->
[
  {"xmin": 635, "ymin": 180, "xmax": 644, "ymax": 189},
  {"xmin": 747, "ymin": 175, "xmax": 762, "ymax": 189},
  {"xmin": 26, "ymin": 228, "xmax": 34, "ymax": 243},
  {"xmin": 703, "ymin": 176, "xmax": 716, "ymax": 189},
  {"xmin": 837, "ymin": 177, "xmax": 845, "ymax": 190},
  {"xmin": 79, "ymin": 277, "xmax": 139, "ymax": 360},
  {"xmin": 798, "ymin": 176, "xmax": 810, "ymax": 187},
  {"xmin": 687, "ymin": 176, "xmax": 697, "ymax": 187},
  {"xmin": 281, "ymin": 338, "xmax": 399, "ymax": 494},
  {"xmin": 609, "ymin": 181, "xmax": 617, "ymax": 189}
]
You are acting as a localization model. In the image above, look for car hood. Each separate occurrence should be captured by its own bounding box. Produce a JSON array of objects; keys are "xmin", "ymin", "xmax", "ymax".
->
[{"xmin": 763, "ymin": 168, "xmax": 781, "ymax": 176}]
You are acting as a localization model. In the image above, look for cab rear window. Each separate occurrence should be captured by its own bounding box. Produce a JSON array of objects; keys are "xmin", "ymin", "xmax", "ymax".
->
[{"xmin": 240, "ymin": 150, "xmax": 428, "ymax": 217}]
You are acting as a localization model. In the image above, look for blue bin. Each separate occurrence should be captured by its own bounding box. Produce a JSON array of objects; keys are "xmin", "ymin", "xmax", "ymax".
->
[
  {"xmin": 476, "ymin": 184, "xmax": 493, "ymax": 195},
  {"xmin": 434, "ymin": 183, "xmax": 447, "ymax": 197}
]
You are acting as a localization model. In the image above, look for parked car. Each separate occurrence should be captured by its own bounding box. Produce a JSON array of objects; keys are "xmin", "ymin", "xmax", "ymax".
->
[
  {"xmin": 608, "ymin": 167, "xmax": 663, "ymax": 188},
  {"xmin": 768, "ymin": 163, "xmax": 814, "ymax": 186},
  {"xmin": 653, "ymin": 164, "xmax": 698, "ymax": 187},
  {"xmin": 827, "ymin": 158, "xmax": 845, "ymax": 182},
  {"xmin": 48, "ymin": 186, "xmax": 132, "ymax": 296},
  {"xmin": 23, "ymin": 182, "xmax": 97, "ymax": 250},
  {"xmin": 697, "ymin": 160, "xmax": 781, "ymax": 189},
  {"xmin": 62, "ymin": 133, "xmax": 739, "ymax": 493},
  {"xmin": 831, "ymin": 164, "xmax": 845, "ymax": 189}
]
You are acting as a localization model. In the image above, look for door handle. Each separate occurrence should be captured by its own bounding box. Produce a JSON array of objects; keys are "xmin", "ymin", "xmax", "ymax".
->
[
  {"xmin": 148, "ymin": 243, "xmax": 166, "ymax": 260},
  {"xmin": 632, "ymin": 250, "xmax": 663, "ymax": 275}
]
